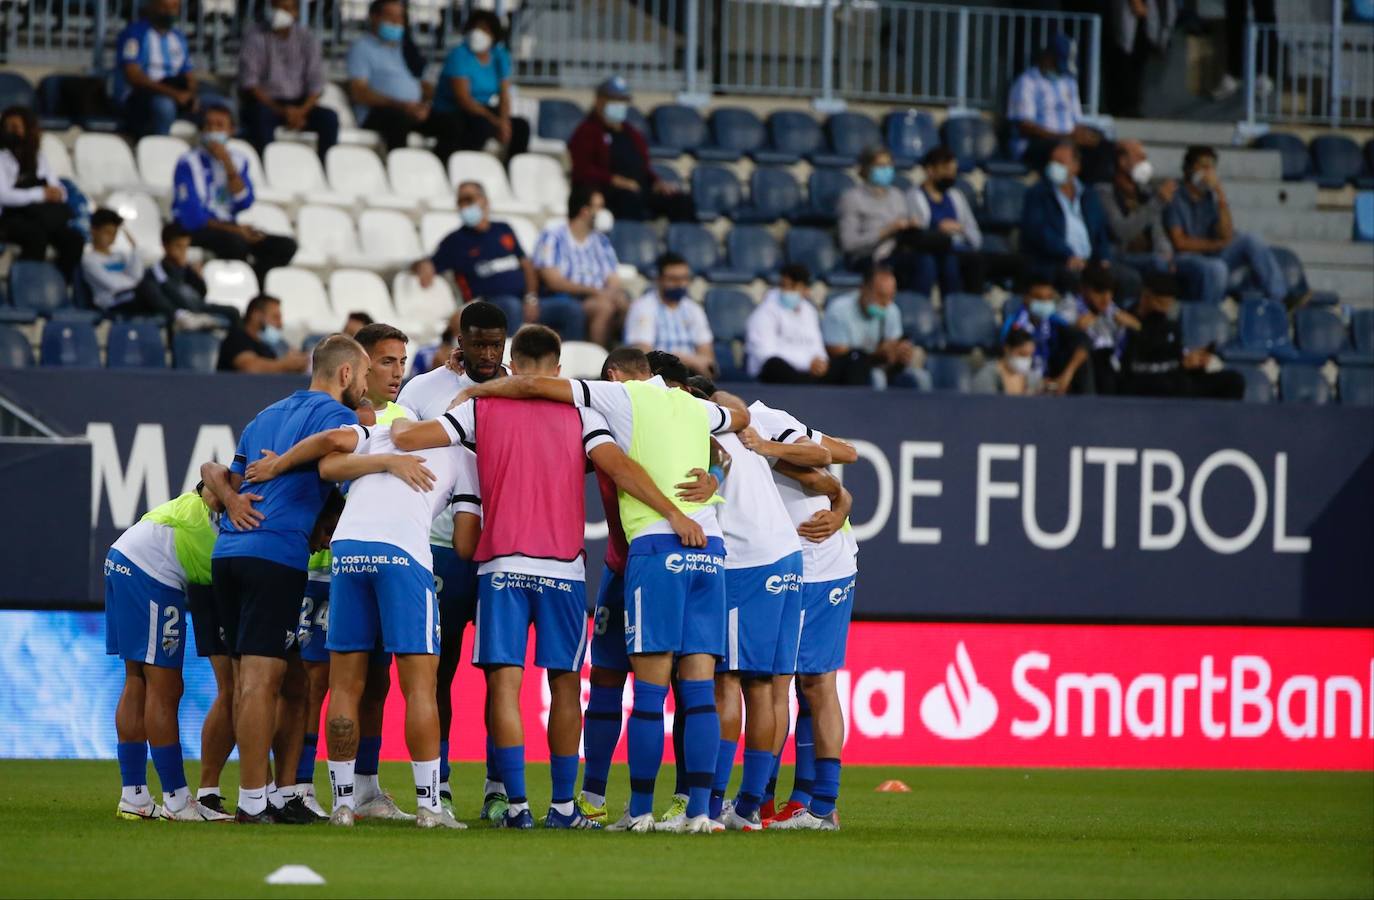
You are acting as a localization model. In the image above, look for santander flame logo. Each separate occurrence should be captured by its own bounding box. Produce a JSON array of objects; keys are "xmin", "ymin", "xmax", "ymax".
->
[{"xmin": 920, "ymin": 642, "xmax": 999, "ymax": 740}]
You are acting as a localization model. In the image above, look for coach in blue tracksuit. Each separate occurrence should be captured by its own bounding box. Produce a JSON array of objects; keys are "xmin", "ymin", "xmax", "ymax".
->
[{"xmin": 115, "ymin": 0, "xmax": 197, "ymax": 137}]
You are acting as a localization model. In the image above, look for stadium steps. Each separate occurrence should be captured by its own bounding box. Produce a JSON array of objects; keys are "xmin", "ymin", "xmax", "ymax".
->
[
  {"xmin": 1115, "ymin": 119, "xmax": 1238, "ymax": 147},
  {"xmin": 1223, "ymin": 179, "xmax": 1319, "ymax": 211},
  {"xmin": 1143, "ymin": 144, "xmax": 1282, "ymax": 181},
  {"xmin": 1279, "ymin": 240, "xmax": 1374, "ymax": 268},
  {"xmin": 1305, "ymin": 266, "xmax": 1374, "ymax": 307},
  {"xmin": 1240, "ymin": 208, "xmax": 1356, "ymax": 242}
]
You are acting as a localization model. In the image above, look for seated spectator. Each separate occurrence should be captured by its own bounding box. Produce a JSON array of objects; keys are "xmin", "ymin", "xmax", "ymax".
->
[
  {"xmin": 217, "ymin": 293, "xmax": 309, "ymax": 373},
  {"xmin": 1020, "ymin": 142, "xmax": 1114, "ymax": 291},
  {"xmin": 1120, "ymin": 271, "xmax": 1244, "ymax": 399},
  {"xmin": 1001, "ymin": 275, "xmax": 1094, "ymax": 394},
  {"xmin": 531, "ymin": 183, "xmax": 627, "ymax": 346},
  {"xmin": 1065, "ymin": 264, "xmax": 1140, "ymax": 395},
  {"xmin": 1007, "ymin": 34, "xmax": 1111, "ymax": 180},
  {"xmin": 567, "ymin": 76, "xmax": 694, "ymax": 222},
  {"xmin": 433, "ymin": 11, "xmax": 530, "ymax": 160},
  {"xmin": 238, "ymin": 0, "xmax": 339, "ymax": 159},
  {"xmin": 971, "ymin": 330, "xmax": 1042, "ymax": 396},
  {"xmin": 0, "ymin": 106, "xmax": 82, "ymax": 280},
  {"xmin": 343, "ymin": 311, "xmax": 374, "ymax": 337},
  {"xmin": 625, "ymin": 252, "xmax": 715, "ymax": 377},
  {"xmin": 1095, "ymin": 139, "xmax": 1173, "ymax": 300},
  {"xmin": 115, "ymin": 0, "xmax": 197, "ymax": 137},
  {"xmin": 413, "ymin": 180, "xmax": 538, "ymax": 329},
  {"xmin": 137, "ymin": 222, "xmax": 239, "ymax": 329},
  {"xmin": 82, "ymin": 208, "xmax": 146, "ymax": 315},
  {"xmin": 905, "ymin": 145, "xmax": 984, "ymax": 296},
  {"xmin": 347, "ymin": 0, "xmax": 462, "ymax": 159},
  {"xmin": 746, "ymin": 263, "xmax": 829, "ymax": 384},
  {"xmin": 172, "ymin": 104, "xmax": 298, "ymax": 282},
  {"xmin": 1165, "ymin": 145, "xmax": 1292, "ymax": 307},
  {"xmin": 838, "ymin": 146, "xmax": 913, "ymax": 275},
  {"xmin": 821, "ymin": 263, "xmax": 923, "ymax": 389}
]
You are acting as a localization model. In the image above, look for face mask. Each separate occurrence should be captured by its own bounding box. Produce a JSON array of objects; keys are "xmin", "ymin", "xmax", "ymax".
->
[
  {"xmin": 270, "ymin": 8, "xmax": 294, "ymax": 29},
  {"xmin": 662, "ymin": 286, "xmax": 688, "ymax": 303},
  {"xmin": 1030, "ymin": 299, "xmax": 1057, "ymax": 321},
  {"xmin": 1008, "ymin": 354, "xmax": 1033, "ymax": 375},
  {"xmin": 203, "ymin": 131, "xmax": 229, "ymax": 149},
  {"xmin": 593, "ymin": 208, "xmax": 615, "ymax": 233},
  {"xmin": 260, "ymin": 324, "xmax": 284, "ymax": 346},
  {"xmin": 1046, "ymin": 161, "xmax": 1070, "ymax": 186},
  {"xmin": 378, "ymin": 22, "xmax": 404, "ymax": 42},
  {"xmin": 869, "ymin": 165, "xmax": 894, "ymax": 187},
  {"xmin": 865, "ymin": 303, "xmax": 885, "ymax": 320},
  {"xmin": 459, "ymin": 203, "xmax": 483, "ymax": 227},
  {"xmin": 1130, "ymin": 160, "xmax": 1154, "ymax": 187},
  {"xmin": 935, "ymin": 176, "xmax": 957, "ymax": 192},
  {"xmin": 778, "ymin": 290, "xmax": 802, "ymax": 311},
  {"xmin": 467, "ymin": 29, "xmax": 492, "ymax": 53},
  {"xmin": 151, "ymin": 12, "xmax": 174, "ymax": 28},
  {"xmin": 603, "ymin": 102, "xmax": 629, "ymax": 125},
  {"xmin": 1191, "ymin": 170, "xmax": 1209, "ymax": 189}
]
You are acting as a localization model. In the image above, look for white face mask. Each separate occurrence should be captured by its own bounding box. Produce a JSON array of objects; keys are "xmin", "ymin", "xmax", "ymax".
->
[
  {"xmin": 270, "ymin": 8, "xmax": 294, "ymax": 29},
  {"xmin": 1130, "ymin": 159, "xmax": 1154, "ymax": 187},
  {"xmin": 1046, "ymin": 161, "xmax": 1070, "ymax": 186},
  {"xmin": 1191, "ymin": 169, "xmax": 1210, "ymax": 189},
  {"xmin": 467, "ymin": 29, "xmax": 492, "ymax": 53},
  {"xmin": 593, "ymin": 208, "xmax": 614, "ymax": 233},
  {"xmin": 1008, "ymin": 354, "xmax": 1033, "ymax": 375}
]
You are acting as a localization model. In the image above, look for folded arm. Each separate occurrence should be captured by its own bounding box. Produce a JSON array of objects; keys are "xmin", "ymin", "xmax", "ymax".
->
[{"xmin": 589, "ymin": 444, "xmax": 706, "ymax": 548}]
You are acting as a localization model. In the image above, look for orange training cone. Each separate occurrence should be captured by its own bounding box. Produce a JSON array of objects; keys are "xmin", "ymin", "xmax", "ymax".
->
[{"xmin": 875, "ymin": 780, "xmax": 911, "ymax": 793}]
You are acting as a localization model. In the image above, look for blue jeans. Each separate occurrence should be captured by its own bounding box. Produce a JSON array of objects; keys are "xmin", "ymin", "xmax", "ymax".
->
[
  {"xmin": 911, "ymin": 252, "xmax": 963, "ymax": 296},
  {"xmin": 124, "ymin": 79, "xmax": 190, "ymax": 137},
  {"xmin": 539, "ymin": 294, "xmax": 587, "ymax": 341},
  {"xmin": 244, "ymin": 98, "xmax": 340, "ymax": 159},
  {"xmin": 482, "ymin": 295, "xmax": 525, "ymax": 330},
  {"xmin": 1177, "ymin": 232, "xmax": 1287, "ymax": 305}
]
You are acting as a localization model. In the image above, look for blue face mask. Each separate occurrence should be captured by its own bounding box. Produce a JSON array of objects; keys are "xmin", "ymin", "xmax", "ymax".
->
[
  {"xmin": 778, "ymin": 290, "xmax": 802, "ymax": 310},
  {"xmin": 662, "ymin": 286, "xmax": 688, "ymax": 303},
  {"xmin": 260, "ymin": 324, "xmax": 284, "ymax": 346},
  {"xmin": 1030, "ymin": 299, "xmax": 1057, "ymax": 321},
  {"xmin": 604, "ymin": 101, "xmax": 629, "ymax": 125},
  {"xmin": 459, "ymin": 204, "xmax": 483, "ymax": 227},
  {"xmin": 378, "ymin": 22, "xmax": 404, "ymax": 42},
  {"xmin": 869, "ymin": 165, "xmax": 895, "ymax": 187}
]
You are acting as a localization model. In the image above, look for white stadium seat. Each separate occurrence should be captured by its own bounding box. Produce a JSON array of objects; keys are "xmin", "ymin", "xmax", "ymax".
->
[
  {"xmin": 41, "ymin": 133, "xmax": 74, "ymax": 182},
  {"xmin": 228, "ymin": 139, "xmax": 293, "ymax": 207},
  {"xmin": 357, "ymin": 208, "xmax": 422, "ymax": 267},
  {"xmin": 105, "ymin": 190, "xmax": 164, "ymax": 263},
  {"xmin": 387, "ymin": 148, "xmax": 457, "ymax": 210},
  {"xmin": 497, "ymin": 215, "xmax": 540, "ymax": 255},
  {"xmin": 320, "ymin": 82, "xmax": 382, "ymax": 149},
  {"xmin": 237, "ymin": 202, "xmax": 294, "ymax": 238},
  {"xmin": 447, "ymin": 151, "xmax": 539, "ymax": 216},
  {"xmin": 294, "ymin": 204, "xmax": 362, "ymax": 268},
  {"xmin": 420, "ymin": 211, "xmax": 461, "ymax": 254},
  {"xmin": 329, "ymin": 268, "xmax": 395, "ymax": 322},
  {"xmin": 135, "ymin": 135, "xmax": 188, "ymax": 199},
  {"xmin": 326, "ymin": 145, "xmax": 410, "ymax": 209},
  {"xmin": 202, "ymin": 259, "xmax": 260, "ymax": 312},
  {"xmin": 392, "ymin": 271, "xmax": 458, "ymax": 327},
  {"xmin": 560, "ymin": 341, "xmax": 608, "ymax": 379},
  {"xmin": 265, "ymin": 266, "xmax": 336, "ymax": 338},
  {"xmin": 74, "ymin": 133, "xmax": 141, "ymax": 196},
  {"xmin": 509, "ymin": 153, "xmax": 568, "ymax": 217},
  {"xmin": 264, "ymin": 142, "xmax": 353, "ymax": 206}
]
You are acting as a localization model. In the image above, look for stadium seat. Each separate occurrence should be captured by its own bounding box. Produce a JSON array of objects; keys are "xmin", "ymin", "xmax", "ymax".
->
[
  {"xmin": 705, "ymin": 107, "xmax": 773, "ymax": 163},
  {"xmin": 1268, "ymin": 245, "xmax": 1312, "ymax": 300},
  {"xmin": 319, "ymin": 82, "xmax": 382, "ymax": 149},
  {"xmin": 294, "ymin": 204, "xmax": 363, "ymax": 269},
  {"xmin": 560, "ymin": 341, "xmax": 609, "ymax": 379},
  {"xmin": 1364, "ymin": 139, "xmax": 1374, "ymax": 188},
  {"xmin": 106, "ymin": 319, "xmax": 166, "ymax": 369},
  {"xmin": 980, "ymin": 177, "xmax": 1028, "ymax": 231},
  {"xmin": 1309, "ymin": 135, "xmax": 1364, "ymax": 189},
  {"xmin": 37, "ymin": 74, "xmax": 118, "ymax": 132},
  {"xmin": 803, "ymin": 168, "xmax": 857, "ymax": 225},
  {"xmin": 705, "ymin": 288, "xmax": 754, "ymax": 379},
  {"xmin": 666, "ymin": 223, "xmax": 726, "ymax": 277},
  {"xmin": 943, "ymin": 292, "xmax": 999, "ymax": 351},
  {"xmin": 105, "ymin": 191, "xmax": 165, "ymax": 262},
  {"xmin": 940, "ymin": 115, "xmax": 999, "ymax": 174},
  {"xmin": 173, "ymin": 331, "xmax": 221, "ymax": 372},
  {"xmin": 509, "ymin": 154, "xmax": 568, "ymax": 217},
  {"xmin": 884, "ymin": 110, "xmax": 940, "ymax": 169},
  {"xmin": 203, "ymin": 260, "xmax": 260, "ymax": 313},
  {"xmin": 236, "ymin": 201, "xmax": 294, "ymax": 239},
  {"xmin": 1254, "ymin": 132, "xmax": 1310, "ymax": 181},
  {"xmin": 1356, "ymin": 0, "xmax": 1374, "ymax": 21},
  {"xmin": 9, "ymin": 261, "xmax": 68, "ymax": 316},
  {"xmin": 690, "ymin": 164, "xmax": 743, "ymax": 222},
  {"xmin": 264, "ymin": 141, "xmax": 351, "ymax": 206},
  {"xmin": 1228, "ymin": 297, "xmax": 1296, "ymax": 361},
  {"xmin": 720, "ymin": 225, "xmax": 782, "ymax": 283},
  {"xmin": 327, "ymin": 145, "xmax": 409, "ymax": 208},
  {"xmin": 1294, "ymin": 306, "xmax": 1350, "ymax": 359},
  {"xmin": 1340, "ymin": 308, "xmax": 1374, "ymax": 365},
  {"xmin": 0, "ymin": 73, "xmax": 35, "ymax": 112},
  {"xmin": 386, "ymin": 148, "xmax": 457, "ymax": 211},
  {"xmin": 264, "ymin": 267, "xmax": 334, "ymax": 336},
  {"xmin": 736, "ymin": 166, "xmax": 802, "ymax": 223},
  {"xmin": 420, "ymin": 211, "xmax": 461, "ymax": 254},
  {"xmin": 536, "ymin": 98, "xmax": 583, "ymax": 143},
  {"xmin": 448, "ymin": 152, "xmax": 538, "ymax": 215},
  {"xmin": 1354, "ymin": 192, "xmax": 1374, "ymax": 242},
  {"xmin": 651, "ymin": 163, "xmax": 684, "ymax": 190},
  {"xmin": 498, "ymin": 215, "xmax": 541, "ymax": 256},
  {"xmin": 926, "ymin": 353, "xmax": 975, "ymax": 391},
  {"xmin": 392, "ymin": 272, "xmax": 458, "ymax": 326},
  {"xmin": 0, "ymin": 324, "xmax": 33, "ymax": 368},
  {"xmin": 135, "ymin": 135, "xmax": 188, "ymax": 199},
  {"xmin": 328, "ymin": 269, "xmax": 395, "ymax": 322},
  {"xmin": 74, "ymin": 133, "xmax": 141, "ymax": 196},
  {"xmin": 40, "ymin": 133, "xmax": 75, "ymax": 183},
  {"xmin": 1182, "ymin": 302, "xmax": 1232, "ymax": 351},
  {"xmin": 1229, "ymin": 363, "xmax": 1275, "ymax": 403},
  {"xmin": 785, "ymin": 227, "xmax": 861, "ymax": 288},
  {"xmin": 40, "ymin": 318, "xmax": 100, "ymax": 367},
  {"xmin": 820, "ymin": 112, "xmax": 881, "ymax": 168},
  {"xmin": 894, "ymin": 292, "xmax": 943, "ymax": 348},
  {"xmin": 766, "ymin": 111, "xmax": 825, "ymax": 164},
  {"xmin": 609, "ymin": 220, "xmax": 660, "ymax": 276},
  {"xmin": 1339, "ymin": 367, "xmax": 1374, "ymax": 406},
  {"xmin": 650, "ymin": 104, "xmax": 709, "ymax": 159},
  {"xmin": 357, "ymin": 209, "xmax": 422, "ymax": 268},
  {"xmin": 225, "ymin": 139, "xmax": 291, "ymax": 207},
  {"xmin": 1279, "ymin": 365, "xmax": 1331, "ymax": 404}
]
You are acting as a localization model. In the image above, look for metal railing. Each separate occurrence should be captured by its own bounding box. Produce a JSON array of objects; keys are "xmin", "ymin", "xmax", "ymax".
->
[{"xmin": 1244, "ymin": 11, "xmax": 1374, "ymax": 126}]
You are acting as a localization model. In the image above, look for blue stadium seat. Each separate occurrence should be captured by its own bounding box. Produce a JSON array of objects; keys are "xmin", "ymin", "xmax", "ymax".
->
[
  {"xmin": 980, "ymin": 177, "xmax": 1028, "ymax": 231},
  {"xmin": 0, "ymin": 73, "xmax": 35, "ymax": 113},
  {"xmin": 1354, "ymin": 192, "xmax": 1374, "ymax": 242},
  {"xmin": 34, "ymin": 74, "xmax": 73, "ymax": 130},
  {"xmin": 301, "ymin": 333, "xmax": 328, "ymax": 354},
  {"xmin": 1340, "ymin": 367, "xmax": 1374, "ymax": 406},
  {"xmin": 690, "ymin": 164, "xmax": 743, "ymax": 222},
  {"xmin": 1227, "ymin": 297, "xmax": 1296, "ymax": 361},
  {"xmin": 666, "ymin": 223, "xmax": 725, "ymax": 277},
  {"xmin": 940, "ymin": 115, "xmax": 998, "ymax": 174},
  {"xmin": 651, "ymin": 104, "xmax": 707, "ymax": 159},
  {"xmin": 1182, "ymin": 302, "xmax": 1232, "ymax": 350},
  {"xmin": 926, "ymin": 353, "xmax": 974, "ymax": 391},
  {"xmin": 820, "ymin": 112, "xmax": 881, "ymax": 168},
  {"xmin": 1364, "ymin": 140, "xmax": 1374, "ymax": 188},
  {"xmin": 701, "ymin": 107, "xmax": 763, "ymax": 162},
  {"xmin": 651, "ymin": 163, "xmax": 684, "ymax": 190},
  {"xmin": 1355, "ymin": 0, "xmax": 1374, "ymax": 21},
  {"xmin": 0, "ymin": 324, "xmax": 32, "ymax": 368},
  {"xmin": 1279, "ymin": 365, "xmax": 1331, "ymax": 404},
  {"xmin": 1294, "ymin": 306, "xmax": 1350, "ymax": 360},
  {"xmin": 537, "ymin": 99, "xmax": 583, "ymax": 142},
  {"xmin": 1254, "ymin": 132, "xmax": 1310, "ymax": 181},
  {"xmin": 737, "ymin": 167, "xmax": 802, "ymax": 223},
  {"xmin": 40, "ymin": 318, "xmax": 100, "ymax": 367},
  {"xmin": 766, "ymin": 111, "xmax": 825, "ymax": 164},
  {"xmin": 803, "ymin": 168, "xmax": 857, "ymax": 225},
  {"xmin": 1269, "ymin": 245, "xmax": 1311, "ymax": 300},
  {"xmin": 894, "ymin": 292, "xmax": 942, "ymax": 348},
  {"xmin": 37, "ymin": 74, "xmax": 118, "ymax": 132},
  {"xmin": 784, "ymin": 228, "xmax": 861, "ymax": 288},
  {"xmin": 106, "ymin": 319, "xmax": 166, "ymax": 369},
  {"xmin": 609, "ymin": 220, "xmax": 660, "ymax": 276},
  {"xmin": 174, "ymin": 331, "xmax": 221, "ymax": 372},
  {"xmin": 1309, "ymin": 135, "xmax": 1363, "ymax": 189},
  {"xmin": 1338, "ymin": 308, "xmax": 1374, "ymax": 366},
  {"xmin": 720, "ymin": 225, "xmax": 781, "ymax": 283},
  {"xmin": 9, "ymin": 261, "xmax": 68, "ymax": 317},
  {"xmin": 943, "ymin": 292, "xmax": 999, "ymax": 351},
  {"xmin": 1228, "ymin": 363, "xmax": 1275, "ymax": 403},
  {"xmin": 705, "ymin": 287, "xmax": 754, "ymax": 380},
  {"xmin": 884, "ymin": 110, "xmax": 939, "ymax": 169}
]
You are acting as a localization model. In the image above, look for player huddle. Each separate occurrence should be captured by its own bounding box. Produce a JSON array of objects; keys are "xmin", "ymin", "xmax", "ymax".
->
[{"xmin": 103, "ymin": 300, "xmax": 859, "ymax": 833}]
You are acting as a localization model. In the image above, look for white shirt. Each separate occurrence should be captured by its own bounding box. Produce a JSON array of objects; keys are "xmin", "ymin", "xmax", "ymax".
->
[
  {"xmin": 571, "ymin": 376, "xmax": 734, "ymax": 540},
  {"xmin": 396, "ymin": 363, "xmax": 488, "ymax": 547},
  {"xmin": 0, "ymin": 149, "xmax": 62, "ymax": 208},
  {"xmin": 112, "ymin": 519, "xmax": 185, "ymax": 592},
  {"xmin": 625, "ymin": 289, "xmax": 714, "ymax": 356},
  {"xmin": 745, "ymin": 289, "xmax": 827, "ymax": 378},
  {"xmin": 330, "ymin": 424, "xmax": 474, "ymax": 572},
  {"xmin": 747, "ymin": 401, "xmax": 858, "ymax": 583},
  {"xmin": 713, "ymin": 431, "xmax": 801, "ymax": 570}
]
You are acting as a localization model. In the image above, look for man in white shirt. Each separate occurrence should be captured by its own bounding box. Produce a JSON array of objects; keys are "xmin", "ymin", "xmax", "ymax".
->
[
  {"xmin": 625, "ymin": 251, "xmax": 715, "ymax": 377},
  {"xmin": 746, "ymin": 263, "xmax": 828, "ymax": 383}
]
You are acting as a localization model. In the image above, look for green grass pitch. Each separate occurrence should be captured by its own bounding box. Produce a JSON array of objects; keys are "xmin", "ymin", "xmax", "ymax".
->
[{"xmin": 1, "ymin": 761, "xmax": 1370, "ymax": 898}]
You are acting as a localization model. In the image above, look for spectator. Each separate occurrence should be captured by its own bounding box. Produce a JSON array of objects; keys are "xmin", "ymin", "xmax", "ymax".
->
[
  {"xmin": 905, "ymin": 145, "xmax": 983, "ymax": 296},
  {"xmin": 412, "ymin": 310, "xmax": 461, "ymax": 374},
  {"xmin": 433, "ymin": 11, "xmax": 529, "ymax": 160},
  {"xmin": 1165, "ymin": 144, "xmax": 1291, "ymax": 307},
  {"xmin": 1020, "ymin": 141, "xmax": 1114, "ymax": 290},
  {"xmin": 1213, "ymin": 0, "xmax": 1275, "ymax": 100},
  {"xmin": 1065, "ymin": 263, "xmax": 1140, "ymax": 395},
  {"xmin": 115, "ymin": 0, "xmax": 197, "ymax": 137},
  {"xmin": 343, "ymin": 312, "xmax": 374, "ymax": 337},
  {"xmin": 137, "ymin": 222, "xmax": 239, "ymax": 329},
  {"xmin": 413, "ymin": 180, "xmax": 539, "ymax": 329},
  {"xmin": 81, "ymin": 208, "xmax": 146, "ymax": 315},
  {"xmin": 838, "ymin": 145, "xmax": 913, "ymax": 276},
  {"xmin": 1007, "ymin": 34, "xmax": 1110, "ymax": 180},
  {"xmin": 567, "ymin": 76, "xmax": 694, "ymax": 222},
  {"xmin": 1095, "ymin": 139, "xmax": 1174, "ymax": 295},
  {"xmin": 1104, "ymin": 0, "xmax": 1177, "ymax": 119},
  {"xmin": 821, "ymin": 263, "xmax": 922, "ymax": 389},
  {"xmin": 970, "ymin": 330, "xmax": 1042, "ymax": 396},
  {"xmin": 746, "ymin": 263, "xmax": 828, "ymax": 384},
  {"xmin": 347, "ymin": 0, "xmax": 462, "ymax": 159},
  {"xmin": 1001, "ymin": 275, "xmax": 1094, "ymax": 394},
  {"xmin": 531, "ymin": 182, "xmax": 627, "ymax": 346},
  {"xmin": 1120, "ymin": 271, "xmax": 1245, "ymax": 399},
  {"xmin": 625, "ymin": 251, "xmax": 715, "ymax": 377},
  {"xmin": 0, "ymin": 106, "xmax": 82, "ymax": 280},
  {"xmin": 238, "ymin": 0, "xmax": 338, "ymax": 159},
  {"xmin": 172, "ymin": 104, "xmax": 298, "ymax": 282},
  {"xmin": 217, "ymin": 293, "xmax": 309, "ymax": 373}
]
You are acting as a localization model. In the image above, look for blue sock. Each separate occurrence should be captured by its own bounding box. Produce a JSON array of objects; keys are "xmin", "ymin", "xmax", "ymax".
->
[
  {"xmin": 116, "ymin": 741, "xmax": 147, "ymax": 788},
  {"xmin": 811, "ymin": 757, "xmax": 841, "ymax": 817},
  {"xmin": 295, "ymin": 733, "xmax": 318, "ymax": 786},
  {"xmin": 550, "ymin": 754, "xmax": 578, "ymax": 805},
  {"xmin": 671, "ymin": 680, "xmax": 688, "ymax": 796},
  {"xmin": 485, "ymin": 734, "xmax": 501, "ymax": 786},
  {"xmin": 791, "ymin": 697, "xmax": 815, "ymax": 806},
  {"xmin": 764, "ymin": 753, "xmax": 781, "ymax": 805},
  {"xmin": 149, "ymin": 743, "xmax": 187, "ymax": 794},
  {"xmin": 581, "ymin": 684, "xmax": 623, "ymax": 798},
  {"xmin": 734, "ymin": 748, "xmax": 773, "ymax": 819},
  {"xmin": 495, "ymin": 744, "xmax": 526, "ymax": 805},
  {"xmin": 710, "ymin": 737, "xmax": 736, "ymax": 819},
  {"xmin": 439, "ymin": 739, "xmax": 450, "ymax": 786},
  {"xmin": 626, "ymin": 681, "xmax": 669, "ymax": 817},
  {"xmin": 677, "ymin": 679, "xmax": 720, "ymax": 820},
  {"xmin": 356, "ymin": 735, "xmax": 382, "ymax": 778}
]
